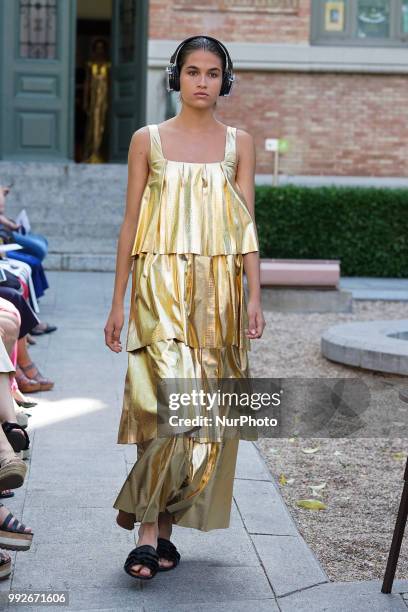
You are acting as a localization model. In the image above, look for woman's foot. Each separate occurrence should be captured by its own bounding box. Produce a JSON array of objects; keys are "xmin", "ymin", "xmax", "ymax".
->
[
  {"xmin": 157, "ymin": 512, "xmax": 175, "ymax": 569},
  {"xmin": 0, "ymin": 451, "xmax": 27, "ymax": 490},
  {"xmin": 128, "ymin": 522, "xmax": 158, "ymax": 578},
  {"xmin": 0, "ymin": 502, "xmax": 33, "ymax": 550},
  {"xmin": 11, "ymin": 388, "xmax": 37, "ymax": 408},
  {"xmin": 31, "ymin": 323, "xmax": 57, "ymax": 336},
  {"xmin": 0, "ymin": 549, "xmax": 11, "ymax": 580},
  {"xmin": 18, "ymin": 362, "xmax": 54, "ymax": 391},
  {"xmin": 15, "ymin": 367, "xmax": 41, "ymax": 394},
  {"xmin": 0, "ymin": 490, "xmax": 14, "ymax": 499}
]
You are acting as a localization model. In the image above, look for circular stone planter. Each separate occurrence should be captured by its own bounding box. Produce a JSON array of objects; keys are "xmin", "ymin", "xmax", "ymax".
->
[{"xmin": 321, "ymin": 320, "xmax": 408, "ymax": 375}]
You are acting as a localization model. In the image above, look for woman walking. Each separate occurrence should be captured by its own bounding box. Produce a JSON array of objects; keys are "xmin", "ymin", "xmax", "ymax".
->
[{"xmin": 104, "ymin": 35, "xmax": 265, "ymax": 581}]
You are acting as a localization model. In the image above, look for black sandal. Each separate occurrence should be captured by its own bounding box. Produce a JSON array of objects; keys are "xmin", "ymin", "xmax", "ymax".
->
[
  {"xmin": 0, "ymin": 503, "xmax": 34, "ymax": 551},
  {"xmin": 124, "ymin": 545, "xmax": 159, "ymax": 581},
  {"xmin": 1, "ymin": 422, "xmax": 30, "ymax": 452},
  {"xmin": 156, "ymin": 537, "xmax": 181, "ymax": 572}
]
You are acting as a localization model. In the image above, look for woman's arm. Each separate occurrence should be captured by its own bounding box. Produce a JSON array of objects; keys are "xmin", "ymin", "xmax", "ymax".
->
[
  {"xmin": 104, "ymin": 127, "xmax": 150, "ymax": 352},
  {"xmin": 235, "ymin": 129, "xmax": 266, "ymax": 340},
  {"xmin": 0, "ymin": 213, "xmax": 19, "ymax": 231}
]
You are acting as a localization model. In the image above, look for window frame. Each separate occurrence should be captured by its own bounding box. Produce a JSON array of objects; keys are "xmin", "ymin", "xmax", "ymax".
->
[{"xmin": 311, "ymin": 0, "xmax": 408, "ymax": 47}]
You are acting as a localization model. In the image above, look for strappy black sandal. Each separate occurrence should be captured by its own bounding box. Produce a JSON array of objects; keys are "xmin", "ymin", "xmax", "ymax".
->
[
  {"xmin": 1, "ymin": 422, "xmax": 30, "ymax": 453},
  {"xmin": 156, "ymin": 537, "xmax": 181, "ymax": 572},
  {"xmin": 124, "ymin": 545, "xmax": 159, "ymax": 581},
  {"xmin": 0, "ymin": 503, "xmax": 34, "ymax": 551}
]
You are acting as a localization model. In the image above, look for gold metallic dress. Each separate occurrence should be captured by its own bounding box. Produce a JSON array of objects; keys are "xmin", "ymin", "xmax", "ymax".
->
[{"xmin": 113, "ymin": 124, "xmax": 259, "ymax": 531}]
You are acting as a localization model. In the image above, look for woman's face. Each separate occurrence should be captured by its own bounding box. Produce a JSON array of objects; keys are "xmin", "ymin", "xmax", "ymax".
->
[{"xmin": 179, "ymin": 49, "xmax": 224, "ymax": 107}]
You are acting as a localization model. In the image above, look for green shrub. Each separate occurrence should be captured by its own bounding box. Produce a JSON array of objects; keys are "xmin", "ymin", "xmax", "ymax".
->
[{"xmin": 255, "ymin": 185, "xmax": 408, "ymax": 277}]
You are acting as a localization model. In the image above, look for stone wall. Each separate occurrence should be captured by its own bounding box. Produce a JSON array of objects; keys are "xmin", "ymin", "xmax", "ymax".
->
[{"xmin": 0, "ymin": 162, "xmax": 127, "ymax": 271}]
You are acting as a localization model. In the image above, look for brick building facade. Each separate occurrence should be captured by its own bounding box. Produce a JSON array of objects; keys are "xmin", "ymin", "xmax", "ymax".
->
[{"xmin": 147, "ymin": 0, "xmax": 408, "ymax": 178}]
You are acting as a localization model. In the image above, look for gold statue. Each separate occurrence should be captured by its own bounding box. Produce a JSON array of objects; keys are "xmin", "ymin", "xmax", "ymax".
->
[{"xmin": 82, "ymin": 38, "xmax": 111, "ymax": 163}]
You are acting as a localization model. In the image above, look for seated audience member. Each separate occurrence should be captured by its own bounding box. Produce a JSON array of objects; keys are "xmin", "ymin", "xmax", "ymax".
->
[
  {"xmin": 0, "ymin": 184, "xmax": 50, "ymax": 301},
  {"xmin": 0, "ymin": 184, "xmax": 48, "ymax": 261},
  {"xmin": 0, "ymin": 288, "xmax": 54, "ymax": 395},
  {"xmin": 0, "ymin": 308, "xmax": 34, "ymax": 581}
]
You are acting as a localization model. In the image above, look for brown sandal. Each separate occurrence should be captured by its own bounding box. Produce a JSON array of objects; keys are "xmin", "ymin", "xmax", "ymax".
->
[
  {"xmin": 15, "ymin": 367, "xmax": 41, "ymax": 394},
  {"xmin": 0, "ymin": 454, "xmax": 27, "ymax": 490},
  {"xmin": 19, "ymin": 362, "xmax": 54, "ymax": 391},
  {"xmin": 0, "ymin": 550, "xmax": 11, "ymax": 580}
]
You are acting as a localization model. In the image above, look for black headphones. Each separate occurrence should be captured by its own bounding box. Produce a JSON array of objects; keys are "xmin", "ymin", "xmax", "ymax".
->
[{"xmin": 166, "ymin": 35, "xmax": 235, "ymax": 97}]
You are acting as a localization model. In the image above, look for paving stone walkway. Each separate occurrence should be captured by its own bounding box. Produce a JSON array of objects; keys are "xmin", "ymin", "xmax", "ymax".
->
[{"xmin": 1, "ymin": 271, "xmax": 408, "ymax": 611}]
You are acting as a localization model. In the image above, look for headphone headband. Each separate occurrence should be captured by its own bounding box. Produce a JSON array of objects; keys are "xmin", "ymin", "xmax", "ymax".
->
[{"xmin": 166, "ymin": 35, "xmax": 235, "ymax": 97}]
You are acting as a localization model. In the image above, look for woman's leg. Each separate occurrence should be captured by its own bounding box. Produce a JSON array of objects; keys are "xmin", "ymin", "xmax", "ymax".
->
[
  {"xmin": 6, "ymin": 252, "xmax": 49, "ymax": 299},
  {"xmin": 0, "ymin": 307, "xmax": 20, "ymax": 359},
  {"xmin": 0, "ymin": 287, "xmax": 40, "ymax": 339},
  {"xmin": 0, "ymin": 389, "xmax": 33, "ymax": 538},
  {"xmin": 10, "ymin": 232, "xmax": 48, "ymax": 262},
  {"xmin": 0, "ymin": 373, "xmax": 17, "ymax": 423}
]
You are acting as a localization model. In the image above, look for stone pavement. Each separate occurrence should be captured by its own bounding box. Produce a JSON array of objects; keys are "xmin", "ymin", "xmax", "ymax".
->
[
  {"xmin": 1, "ymin": 271, "xmax": 408, "ymax": 611},
  {"xmin": 340, "ymin": 278, "xmax": 408, "ymax": 301}
]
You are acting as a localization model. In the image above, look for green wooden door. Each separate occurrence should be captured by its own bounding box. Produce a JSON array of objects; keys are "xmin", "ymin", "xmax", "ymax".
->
[
  {"xmin": 110, "ymin": 0, "xmax": 148, "ymax": 162},
  {"xmin": 0, "ymin": 0, "xmax": 76, "ymax": 161}
]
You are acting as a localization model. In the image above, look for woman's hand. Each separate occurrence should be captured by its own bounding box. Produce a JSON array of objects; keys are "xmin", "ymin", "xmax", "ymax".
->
[
  {"xmin": 245, "ymin": 299, "xmax": 266, "ymax": 340},
  {"xmin": 104, "ymin": 306, "xmax": 124, "ymax": 352},
  {"xmin": 0, "ymin": 213, "xmax": 19, "ymax": 231}
]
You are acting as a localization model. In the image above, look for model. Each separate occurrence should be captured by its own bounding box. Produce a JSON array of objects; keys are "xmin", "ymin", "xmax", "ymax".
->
[{"xmin": 104, "ymin": 34, "xmax": 265, "ymax": 581}]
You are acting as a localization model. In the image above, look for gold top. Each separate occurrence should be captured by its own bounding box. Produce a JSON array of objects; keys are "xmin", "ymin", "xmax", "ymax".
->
[
  {"xmin": 131, "ymin": 124, "xmax": 259, "ymax": 256},
  {"xmin": 120, "ymin": 124, "xmax": 259, "ymax": 444}
]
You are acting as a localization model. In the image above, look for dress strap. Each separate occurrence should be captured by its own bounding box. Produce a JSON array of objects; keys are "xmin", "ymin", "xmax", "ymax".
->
[
  {"xmin": 224, "ymin": 125, "xmax": 237, "ymax": 164},
  {"xmin": 148, "ymin": 124, "xmax": 164, "ymax": 163}
]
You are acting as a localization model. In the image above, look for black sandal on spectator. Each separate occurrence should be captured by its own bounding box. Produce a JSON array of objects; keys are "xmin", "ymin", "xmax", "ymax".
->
[
  {"xmin": 156, "ymin": 537, "xmax": 181, "ymax": 571},
  {"xmin": 2, "ymin": 422, "xmax": 30, "ymax": 453},
  {"xmin": 0, "ymin": 490, "xmax": 14, "ymax": 499},
  {"xmin": 0, "ymin": 550, "xmax": 11, "ymax": 580},
  {"xmin": 14, "ymin": 397, "xmax": 38, "ymax": 409},
  {"xmin": 31, "ymin": 323, "xmax": 57, "ymax": 336},
  {"xmin": 124, "ymin": 545, "xmax": 159, "ymax": 580},
  {"xmin": 0, "ymin": 503, "xmax": 33, "ymax": 550}
]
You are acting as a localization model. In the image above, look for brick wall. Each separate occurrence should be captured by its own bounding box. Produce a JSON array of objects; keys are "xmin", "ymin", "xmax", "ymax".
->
[
  {"xmin": 149, "ymin": 0, "xmax": 311, "ymax": 44},
  {"xmin": 215, "ymin": 71, "xmax": 408, "ymax": 176},
  {"xmin": 149, "ymin": 0, "xmax": 408, "ymax": 177}
]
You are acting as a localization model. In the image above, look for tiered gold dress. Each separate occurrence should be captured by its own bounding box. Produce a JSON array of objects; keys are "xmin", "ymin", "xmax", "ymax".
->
[{"xmin": 113, "ymin": 124, "xmax": 259, "ymax": 531}]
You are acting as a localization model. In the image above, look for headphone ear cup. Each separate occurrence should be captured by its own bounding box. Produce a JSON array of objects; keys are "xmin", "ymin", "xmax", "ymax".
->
[
  {"xmin": 173, "ymin": 65, "xmax": 180, "ymax": 92},
  {"xmin": 166, "ymin": 63, "xmax": 179, "ymax": 92},
  {"xmin": 220, "ymin": 72, "xmax": 232, "ymax": 96}
]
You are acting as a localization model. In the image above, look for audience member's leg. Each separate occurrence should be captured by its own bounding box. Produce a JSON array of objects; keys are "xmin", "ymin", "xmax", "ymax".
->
[
  {"xmin": 17, "ymin": 337, "xmax": 54, "ymax": 391},
  {"xmin": 0, "ymin": 287, "xmax": 40, "ymax": 339},
  {"xmin": 11, "ymin": 232, "xmax": 48, "ymax": 262},
  {"xmin": 5, "ymin": 252, "xmax": 49, "ymax": 299}
]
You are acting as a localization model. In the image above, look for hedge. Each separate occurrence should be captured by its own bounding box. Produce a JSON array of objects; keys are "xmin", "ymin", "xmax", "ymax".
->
[{"xmin": 254, "ymin": 185, "xmax": 408, "ymax": 277}]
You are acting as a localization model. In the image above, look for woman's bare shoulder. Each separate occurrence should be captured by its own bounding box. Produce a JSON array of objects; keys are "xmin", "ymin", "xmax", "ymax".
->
[
  {"xmin": 128, "ymin": 126, "xmax": 151, "ymax": 161},
  {"xmin": 235, "ymin": 127, "xmax": 254, "ymax": 143},
  {"xmin": 235, "ymin": 128, "xmax": 255, "ymax": 163}
]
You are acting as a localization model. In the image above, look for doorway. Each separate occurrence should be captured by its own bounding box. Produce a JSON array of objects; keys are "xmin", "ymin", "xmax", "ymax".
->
[{"xmin": 75, "ymin": 0, "xmax": 112, "ymax": 163}]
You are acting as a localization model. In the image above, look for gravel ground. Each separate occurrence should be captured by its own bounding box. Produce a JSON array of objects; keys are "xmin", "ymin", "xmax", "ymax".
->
[{"xmin": 251, "ymin": 299, "xmax": 408, "ymax": 582}]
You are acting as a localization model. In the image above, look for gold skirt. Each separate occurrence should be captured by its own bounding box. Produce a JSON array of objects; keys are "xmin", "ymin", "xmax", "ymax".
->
[
  {"xmin": 113, "ymin": 435, "xmax": 239, "ymax": 531},
  {"xmin": 114, "ymin": 250, "xmax": 253, "ymax": 530}
]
